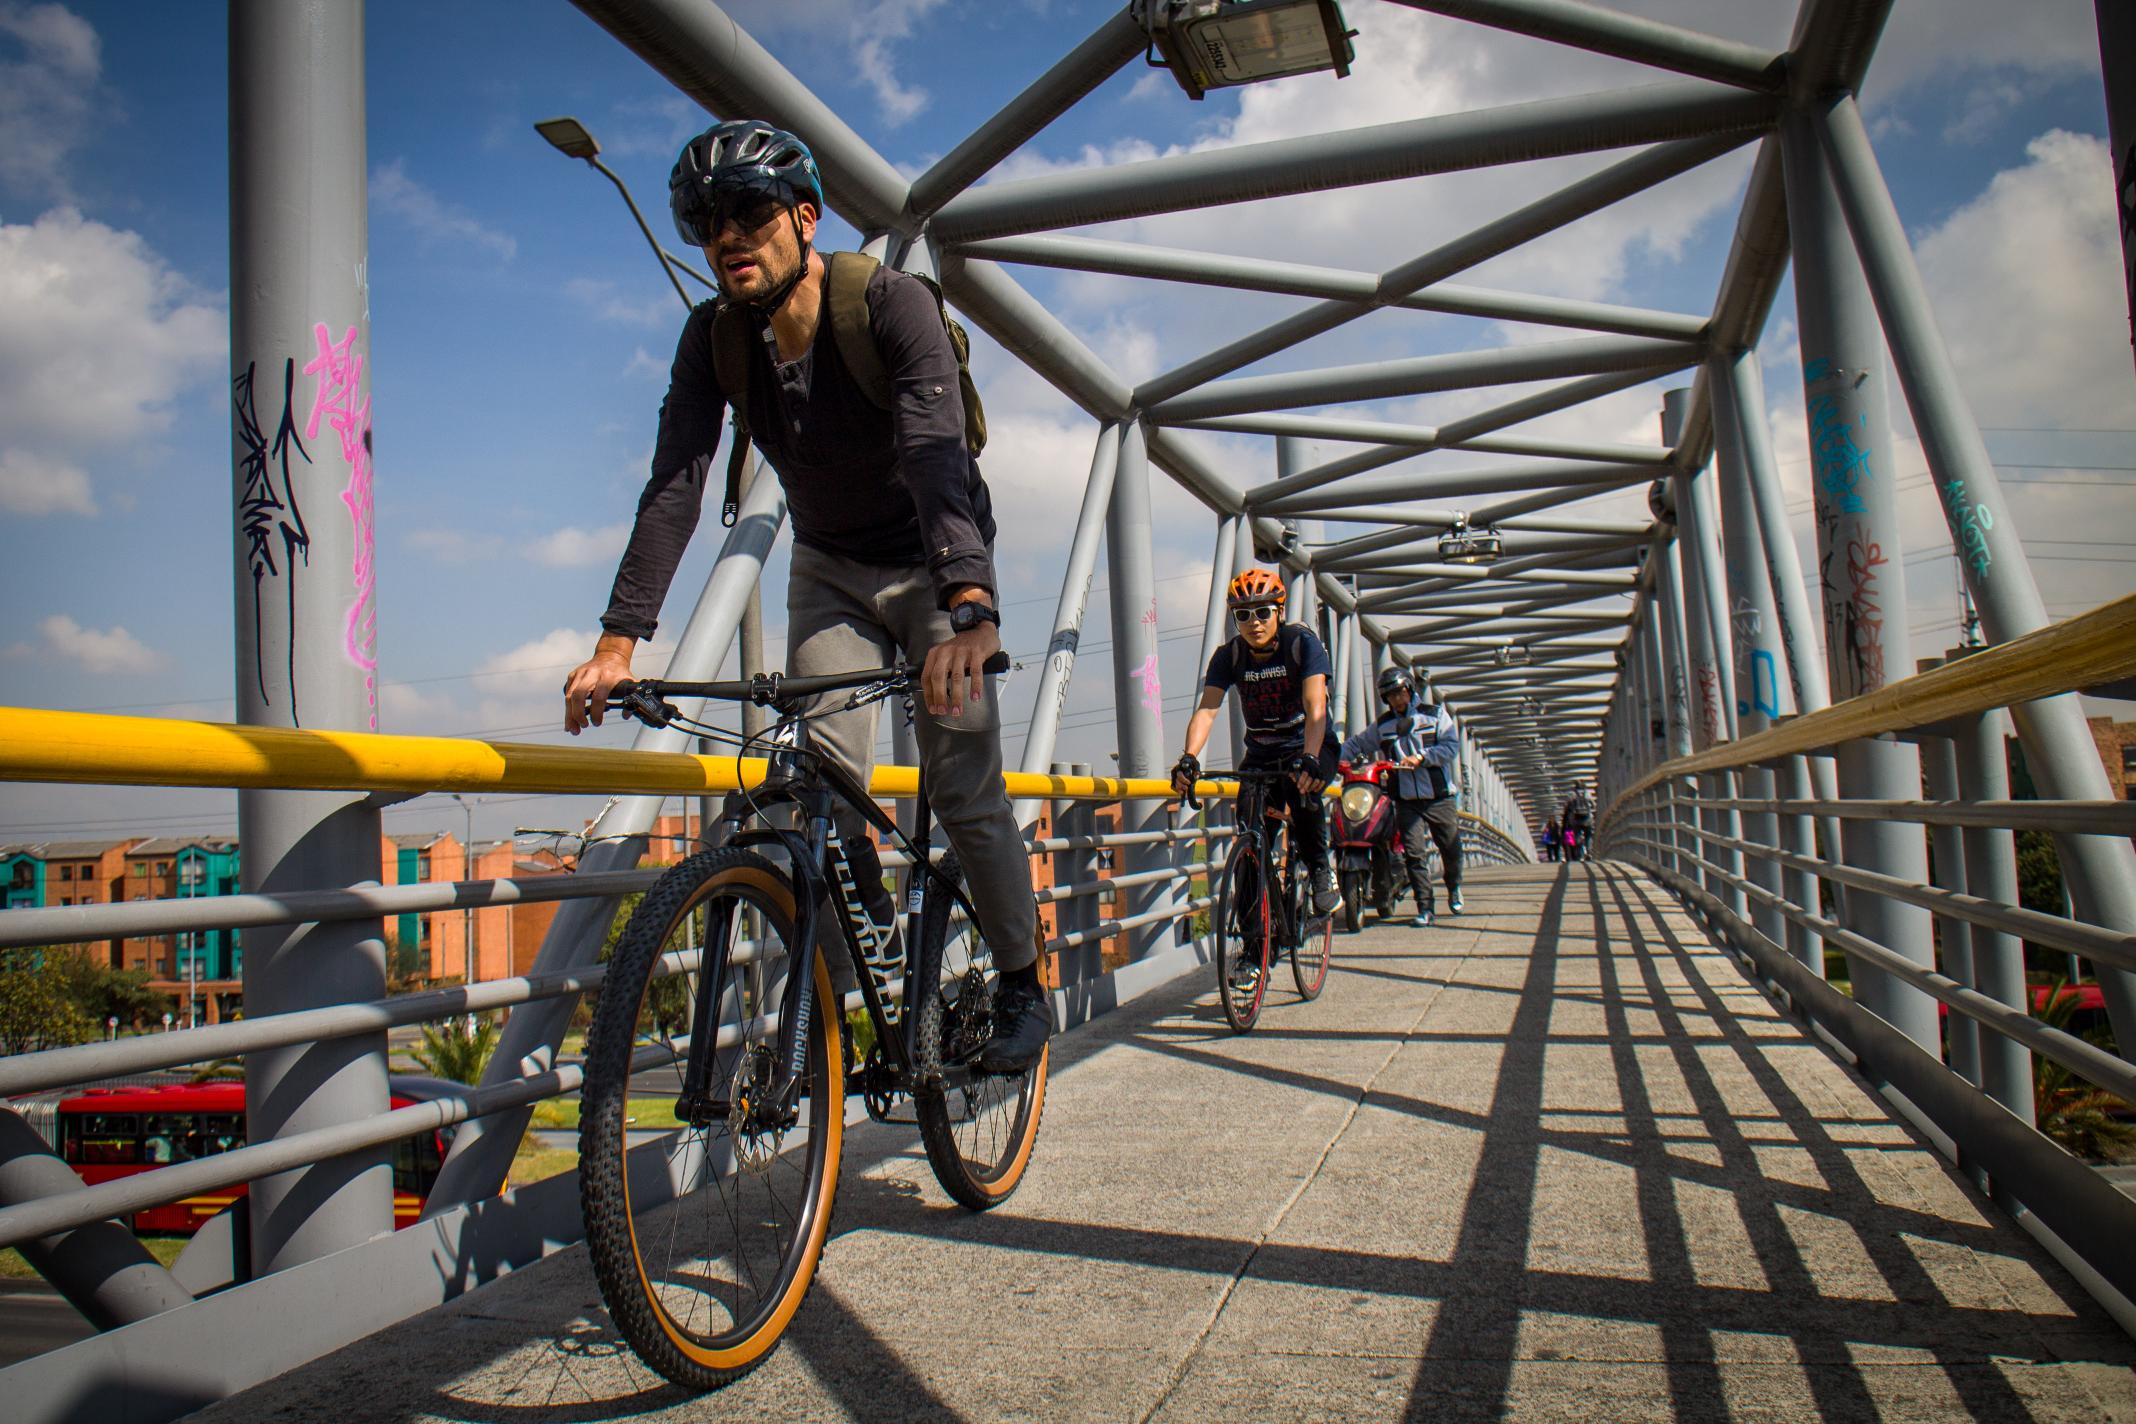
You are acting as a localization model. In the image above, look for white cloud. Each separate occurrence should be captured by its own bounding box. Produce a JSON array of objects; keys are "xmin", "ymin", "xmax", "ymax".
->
[
  {"xmin": 565, "ymin": 277, "xmax": 678, "ymax": 328},
  {"xmin": 710, "ymin": 0, "xmax": 947, "ymax": 127},
  {"xmin": 36, "ymin": 613, "xmax": 162, "ymax": 674},
  {"xmin": 529, "ymin": 522, "xmax": 631, "ymax": 568},
  {"xmin": 371, "ymin": 158, "xmax": 518, "ymax": 261},
  {"xmin": 0, "ymin": 447, "xmax": 95, "ymax": 514},
  {"xmin": 0, "ymin": 1, "xmax": 101, "ymax": 200},
  {"xmin": 1912, "ymin": 130, "xmax": 2136, "ymax": 432},
  {"xmin": 0, "ymin": 208, "xmax": 224, "ymax": 459}
]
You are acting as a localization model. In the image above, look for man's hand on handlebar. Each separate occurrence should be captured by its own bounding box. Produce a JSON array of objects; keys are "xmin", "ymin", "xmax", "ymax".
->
[
  {"xmin": 1169, "ymin": 752, "xmax": 1200, "ymax": 802},
  {"xmin": 922, "ymin": 621, "xmax": 1002, "ymax": 719},
  {"xmin": 564, "ymin": 633, "xmax": 637, "ymax": 735},
  {"xmin": 1288, "ymin": 752, "xmax": 1327, "ymax": 796}
]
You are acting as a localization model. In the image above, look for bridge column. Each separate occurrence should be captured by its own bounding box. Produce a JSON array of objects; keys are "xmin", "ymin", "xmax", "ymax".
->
[
  {"xmin": 1107, "ymin": 421, "xmax": 1168, "ymax": 960},
  {"xmin": 1814, "ymin": 91, "xmax": 2136, "ymax": 1054},
  {"xmin": 229, "ymin": 0, "xmax": 393, "ymax": 1272},
  {"xmin": 1949, "ymin": 699, "xmax": 2034, "ymax": 1151},
  {"xmin": 1015, "ymin": 422, "xmax": 1121, "ymax": 824},
  {"xmin": 1781, "ymin": 107, "xmax": 1938, "ymax": 1053},
  {"xmin": 1665, "ymin": 390, "xmax": 1745, "ymax": 922},
  {"xmin": 1719, "ymin": 349, "xmax": 1833, "ymax": 977},
  {"xmin": 1650, "ymin": 534, "xmax": 1694, "ymax": 884},
  {"xmin": 1707, "ymin": 356, "xmax": 1793, "ymax": 955}
]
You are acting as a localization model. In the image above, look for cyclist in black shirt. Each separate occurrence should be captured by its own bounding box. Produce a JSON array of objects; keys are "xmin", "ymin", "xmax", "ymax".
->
[{"xmin": 1170, "ymin": 568, "xmax": 1341, "ymax": 917}]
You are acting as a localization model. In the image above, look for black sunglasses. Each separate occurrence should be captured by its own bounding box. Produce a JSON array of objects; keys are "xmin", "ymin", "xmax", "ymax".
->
[{"xmin": 1231, "ymin": 604, "xmax": 1279, "ymax": 624}]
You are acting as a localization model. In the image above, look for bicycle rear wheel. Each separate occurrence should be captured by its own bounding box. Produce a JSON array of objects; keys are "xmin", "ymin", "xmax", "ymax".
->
[
  {"xmin": 580, "ymin": 848, "xmax": 844, "ymax": 1393},
  {"xmin": 910, "ymin": 852, "xmax": 1049, "ymax": 1211},
  {"xmin": 1216, "ymin": 839, "xmax": 1271, "ymax": 1033}
]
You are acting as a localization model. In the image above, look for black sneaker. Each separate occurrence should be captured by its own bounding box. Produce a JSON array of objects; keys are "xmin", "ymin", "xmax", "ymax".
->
[
  {"xmin": 1309, "ymin": 864, "xmax": 1342, "ymax": 918},
  {"xmin": 1447, "ymin": 891, "xmax": 1464, "ymax": 916},
  {"xmin": 1228, "ymin": 950, "xmax": 1264, "ymax": 994},
  {"xmin": 978, "ymin": 971, "xmax": 1053, "ymax": 1074}
]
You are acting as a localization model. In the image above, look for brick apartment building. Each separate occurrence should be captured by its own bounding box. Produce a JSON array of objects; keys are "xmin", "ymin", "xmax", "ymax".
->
[{"xmin": 2089, "ymin": 717, "xmax": 2136, "ymax": 802}]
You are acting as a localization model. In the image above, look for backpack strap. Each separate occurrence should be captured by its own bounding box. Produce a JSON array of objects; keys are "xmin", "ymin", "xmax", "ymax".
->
[
  {"xmin": 707, "ymin": 301, "xmax": 755, "ymax": 528},
  {"xmin": 826, "ymin": 250, "xmax": 892, "ymax": 411}
]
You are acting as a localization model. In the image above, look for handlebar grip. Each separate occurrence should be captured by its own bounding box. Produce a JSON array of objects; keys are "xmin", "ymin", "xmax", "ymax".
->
[{"xmin": 983, "ymin": 651, "xmax": 1010, "ymax": 676}]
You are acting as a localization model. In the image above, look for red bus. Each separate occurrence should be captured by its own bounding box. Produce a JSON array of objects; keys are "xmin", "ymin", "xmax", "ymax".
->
[{"xmin": 53, "ymin": 1080, "xmax": 452, "ymax": 1234}]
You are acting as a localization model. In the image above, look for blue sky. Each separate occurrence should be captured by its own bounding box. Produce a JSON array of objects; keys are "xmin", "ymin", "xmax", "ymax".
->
[{"xmin": 2, "ymin": 0, "xmax": 2132, "ymax": 846}]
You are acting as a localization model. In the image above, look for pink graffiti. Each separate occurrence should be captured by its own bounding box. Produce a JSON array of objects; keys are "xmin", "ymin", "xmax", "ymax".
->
[
  {"xmin": 1134, "ymin": 653, "xmax": 1162, "ymax": 716},
  {"xmin": 303, "ymin": 322, "xmax": 377, "ymax": 728}
]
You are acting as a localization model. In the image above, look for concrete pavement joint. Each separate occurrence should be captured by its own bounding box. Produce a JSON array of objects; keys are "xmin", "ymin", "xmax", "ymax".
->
[{"xmin": 1132, "ymin": 924, "xmax": 1484, "ymax": 1424}]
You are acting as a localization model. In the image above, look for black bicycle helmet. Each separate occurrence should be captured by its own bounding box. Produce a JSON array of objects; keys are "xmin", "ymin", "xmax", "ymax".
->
[
  {"xmin": 1376, "ymin": 666, "xmax": 1412, "ymax": 698},
  {"xmin": 670, "ymin": 119, "xmax": 823, "ymax": 246}
]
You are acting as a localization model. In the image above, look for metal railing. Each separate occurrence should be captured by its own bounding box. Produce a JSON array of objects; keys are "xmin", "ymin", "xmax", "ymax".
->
[{"xmin": 1596, "ymin": 593, "xmax": 2136, "ymax": 1319}]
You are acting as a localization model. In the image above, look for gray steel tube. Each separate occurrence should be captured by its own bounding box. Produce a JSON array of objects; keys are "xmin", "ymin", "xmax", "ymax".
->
[
  {"xmin": 1815, "ymin": 92, "xmax": 2136, "ymax": 1051},
  {"xmin": 0, "ymin": 1112, "xmax": 191, "ymax": 1328},
  {"xmin": 930, "ymin": 80, "xmax": 1776, "ymax": 242},
  {"xmin": 229, "ymin": 0, "xmax": 392, "ymax": 1275}
]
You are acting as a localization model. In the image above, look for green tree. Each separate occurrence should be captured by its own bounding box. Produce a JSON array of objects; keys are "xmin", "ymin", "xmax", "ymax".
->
[
  {"xmin": 411, "ymin": 1015, "xmax": 501, "ymax": 1084},
  {"xmin": 0, "ymin": 949, "xmax": 92, "ymax": 1054},
  {"xmin": 46, "ymin": 950, "xmax": 170, "ymax": 1028}
]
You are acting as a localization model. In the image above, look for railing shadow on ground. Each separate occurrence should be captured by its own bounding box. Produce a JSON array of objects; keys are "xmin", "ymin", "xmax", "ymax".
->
[{"xmin": 171, "ymin": 863, "xmax": 2135, "ymax": 1422}]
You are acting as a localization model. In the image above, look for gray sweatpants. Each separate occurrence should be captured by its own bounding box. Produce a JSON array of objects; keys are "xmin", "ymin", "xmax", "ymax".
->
[{"xmin": 786, "ymin": 542, "xmax": 1038, "ymax": 971}]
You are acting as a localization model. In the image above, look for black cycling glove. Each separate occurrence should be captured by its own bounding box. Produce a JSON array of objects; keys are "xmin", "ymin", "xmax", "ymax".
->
[{"xmin": 1169, "ymin": 752, "xmax": 1201, "ymax": 798}]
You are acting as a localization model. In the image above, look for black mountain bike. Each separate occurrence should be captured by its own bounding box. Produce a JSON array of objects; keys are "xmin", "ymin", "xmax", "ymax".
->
[
  {"xmin": 578, "ymin": 659, "xmax": 1046, "ymax": 1392},
  {"xmin": 1187, "ymin": 768, "xmax": 1332, "ymax": 1032}
]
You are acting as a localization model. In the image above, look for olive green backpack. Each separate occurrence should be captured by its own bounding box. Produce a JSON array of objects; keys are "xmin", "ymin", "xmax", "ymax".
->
[{"xmin": 707, "ymin": 250, "xmax": 986, "ymax": 525}]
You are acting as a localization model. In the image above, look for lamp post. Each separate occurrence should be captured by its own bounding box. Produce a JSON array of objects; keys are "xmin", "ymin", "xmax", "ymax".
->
[
  {"xmin": 533, "ymin": 116, "xmax": 712, "ymax": 308},
  {"xmin": 446, "ymin": 793, "xmax": 476, "ymax": 990}
]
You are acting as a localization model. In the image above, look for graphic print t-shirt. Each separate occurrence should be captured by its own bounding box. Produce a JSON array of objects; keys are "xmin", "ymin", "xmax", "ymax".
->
[{"xmin": 1203, "ymin": 624, "xmax": 1331, "ymax": 756}]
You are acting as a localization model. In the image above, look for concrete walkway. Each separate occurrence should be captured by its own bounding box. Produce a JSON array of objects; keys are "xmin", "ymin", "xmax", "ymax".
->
[{"xmin": 198, "ymin": 864, "xmax": 2136, "ymax": 1422}]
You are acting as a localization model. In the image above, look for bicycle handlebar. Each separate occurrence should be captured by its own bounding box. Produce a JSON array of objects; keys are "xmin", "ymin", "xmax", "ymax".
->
[{"xmin": 611, "ymin": 652, "xmax": 1011, "ymax": 727}]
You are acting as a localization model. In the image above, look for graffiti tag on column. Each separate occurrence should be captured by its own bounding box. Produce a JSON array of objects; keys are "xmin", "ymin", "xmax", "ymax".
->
[
  {"xmin": 1804, "ymin": 359, "xmax": 1871, "ymax": 516},
  {"xmin": 233, "ymin": 358, "xmax": 313, "ymax": 723},
  {"xmin": 1941, "ymin": 473, "xmax": 1995, "ymax": 580},
  {"xmin": 1694, "ymin": 664, "xmax": 1722, "ymax": 747},
  {"xmin": 303, "ymin": 323, "xmax": 377, "ymax": 729},
  {"xmin": 1137, "ymin": 600, "xmax": 1162, "ymax": 716},
  {"xmin": 1842, "ymin": 537, "xmax": 1889, "ymax": 691}
]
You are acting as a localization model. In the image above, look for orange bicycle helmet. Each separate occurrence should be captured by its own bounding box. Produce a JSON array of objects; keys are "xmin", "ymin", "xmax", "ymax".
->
[{"xmin": 1226, "ymin": 567, "xmax": 1286, "ymax": 608}]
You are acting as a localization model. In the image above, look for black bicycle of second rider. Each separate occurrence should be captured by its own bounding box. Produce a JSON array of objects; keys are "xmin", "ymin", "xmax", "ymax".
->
[{"xmin": 1182, "ymin": 766, "xmax": 1333, "ymax": 1033}]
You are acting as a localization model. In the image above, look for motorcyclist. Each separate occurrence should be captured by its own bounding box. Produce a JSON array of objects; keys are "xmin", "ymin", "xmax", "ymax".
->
[
  {"xmin": 1170, "ymin": 569, "xmax": 1342, "ymax": 946},
  {"xmin": 1338, "ymin": 666, "xmax": 1464, "ymax": 926}
]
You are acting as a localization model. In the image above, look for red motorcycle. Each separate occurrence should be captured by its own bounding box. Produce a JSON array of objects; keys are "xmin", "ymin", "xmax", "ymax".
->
[{"xmin": 1334, "ymin": 759, "xmax": 1406, "ymax": 934}]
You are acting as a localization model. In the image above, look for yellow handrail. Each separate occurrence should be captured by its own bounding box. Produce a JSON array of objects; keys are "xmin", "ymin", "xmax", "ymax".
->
[
  {"xmin": 1613, "ymin": 592, "xmax": 2136, "ymax": 808},
  {"xmin": 0, "ymin": 705, "xmax": 1211, "ymax": 803}
]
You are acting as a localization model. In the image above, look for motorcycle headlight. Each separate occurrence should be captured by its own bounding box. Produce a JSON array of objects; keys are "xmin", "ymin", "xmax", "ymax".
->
[{"xmin": 1340, "ymin": 785, "xmax": 1377, "ymax": 822}]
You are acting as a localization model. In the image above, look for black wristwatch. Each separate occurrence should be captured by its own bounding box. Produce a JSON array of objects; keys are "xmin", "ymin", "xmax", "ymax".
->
[{"xmin": 949, "ymin": 601, "xmax": 1000, "ymax": 634}]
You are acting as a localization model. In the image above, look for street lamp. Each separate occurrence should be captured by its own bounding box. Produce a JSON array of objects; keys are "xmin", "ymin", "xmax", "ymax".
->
[
  {"xmin": 534, "ymin": 116, "xmax": 712, "ymax": 310},
  {"xmin": 1437, "ymin": 513, "xmax": 1503, "ymax": 566},
  {"xmin": 446, "ymin": 792, "xmax": 477, "ymax": 993},
  {"xmin": 1136, "ymin": 0, "xmax": 1357, "ymax": 101}
]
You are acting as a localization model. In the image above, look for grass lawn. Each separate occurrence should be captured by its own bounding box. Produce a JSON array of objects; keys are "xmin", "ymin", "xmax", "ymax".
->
[
  {"xmin": 3, "ymin": 1235, "xmax": 188, "ymax": 1280},
  {"xmin": 508, "ymin": 1138, "xmax": 579, "ymax": 1189},
  {"xmin": 526, "ymin": 1097, "xmax": 681, "ymax": 1132}
]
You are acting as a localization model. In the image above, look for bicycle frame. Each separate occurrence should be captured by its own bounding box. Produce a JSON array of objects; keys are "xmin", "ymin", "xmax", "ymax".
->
[
  {"xmin": 1224, "ymin": 771, "xmax": 1304, "ymax": 952},
  {"xmin": 659, "ymin": 693, "xmax": 986, "ymax": 1129}
]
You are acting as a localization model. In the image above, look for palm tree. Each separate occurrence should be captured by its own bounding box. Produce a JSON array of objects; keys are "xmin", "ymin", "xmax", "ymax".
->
[
  {"xmin": 2033, "ymin": 979, "xmax": 2136, "ymax": 1163},
  {"xmin": 412, "ymin": 1015, "xmax": 500, "ymax": 1085}
]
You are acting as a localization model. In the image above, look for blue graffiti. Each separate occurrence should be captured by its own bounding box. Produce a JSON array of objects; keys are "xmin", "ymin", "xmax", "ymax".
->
[
  {"xmin": 1942, "ymin": 473, "xmax": 1996, "ymax": 580},
  {"xmin": 1805, "ymin": 356, "xmax": 1873, "ymax": 516}
]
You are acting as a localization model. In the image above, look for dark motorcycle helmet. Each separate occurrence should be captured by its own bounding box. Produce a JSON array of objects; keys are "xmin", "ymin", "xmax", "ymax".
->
[
  {"xmin": 1376, "ymin": 666, "xmax": 1413, "ymax": 700},
  {"xmin": 669, "ymin": 119, "xmax": 824, "ymax": 248}
]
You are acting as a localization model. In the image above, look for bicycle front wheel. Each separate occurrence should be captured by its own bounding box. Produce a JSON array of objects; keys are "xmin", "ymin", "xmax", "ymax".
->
[
  {"xmin": 910, "ymin": 852, "xmax": 1049, "ymax": 1211},
  {"xmin": 1292, "ymin": 868, "xmax": 1333, "ymax": 1000},
  {"xmin": 1216, "ymin": 839, "xmax": 1271, "ymax": 1033},
  {"xmin": 579, "ymin": 848, "xmax": 844, "ymax": 1393}
]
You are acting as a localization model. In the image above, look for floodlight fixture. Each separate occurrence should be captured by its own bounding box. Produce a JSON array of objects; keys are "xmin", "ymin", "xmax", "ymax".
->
[
  {"xmin": 1136, "ymin": 0, "xmax": 1355, "ymax": 102},
  {"xmin": 1437, "ymin": 512, "xmax": 1503, "ymax": 565},
  {"xmin": 534, "ymin": 116, "xmax": 600, "ymax": 161},
  {"xmin": 1493, "ymin": 643, "xmax": 1531, "ymax": 667}
]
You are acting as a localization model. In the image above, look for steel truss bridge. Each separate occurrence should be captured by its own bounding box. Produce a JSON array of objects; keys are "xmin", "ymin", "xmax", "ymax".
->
[{"xmin": 3, "ymin": 1, "xmax": 2136, "ymax": 1418}]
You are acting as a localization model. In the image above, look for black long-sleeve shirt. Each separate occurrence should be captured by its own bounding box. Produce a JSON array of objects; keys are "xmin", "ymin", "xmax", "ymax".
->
[{"xmin": 600, "ymin": 264, "xmax": 998, "ymax": 639}]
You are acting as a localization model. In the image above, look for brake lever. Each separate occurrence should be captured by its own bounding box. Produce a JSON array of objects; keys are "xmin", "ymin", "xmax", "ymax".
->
[{"xmin": 611, "ymin": 679, "xmax": 677, "ymax": 729}]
